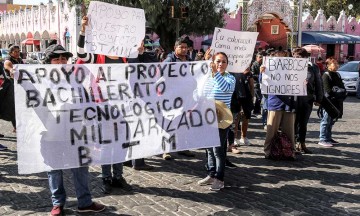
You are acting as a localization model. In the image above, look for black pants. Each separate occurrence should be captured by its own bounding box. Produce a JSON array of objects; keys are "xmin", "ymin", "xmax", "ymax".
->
[
  {"xmin": 0, "ymin": 82, "xmax": 16, "ymax": 127},
  {"xmin": 253, "ymin": 85, "xmax": 262, "ymax": 114},
  {"xmin": 295, "ymin": 98, "xmax": 314, "ymax": 143}
]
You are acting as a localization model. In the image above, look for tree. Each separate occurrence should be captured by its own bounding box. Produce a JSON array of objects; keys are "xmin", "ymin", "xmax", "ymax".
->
[
  {"xmin": 304, "ymin": 0, "xmax": 360, "ymax": 19},
  {"xmin": 68, "ymin": 0, "xmax": 227, "ymax": 52}
]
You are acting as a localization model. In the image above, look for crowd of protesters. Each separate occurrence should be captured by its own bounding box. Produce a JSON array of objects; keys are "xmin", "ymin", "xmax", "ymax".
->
[{"xmin": 0, "ymin": 15, "xmax": 354, "ymax": 215}]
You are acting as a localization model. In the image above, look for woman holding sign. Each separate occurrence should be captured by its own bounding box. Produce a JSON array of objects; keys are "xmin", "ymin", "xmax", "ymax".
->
[
  {"xmin": 262, "ymin": 51, "xmax": 297, "ymax": 160},
  {"xmin": 197, "ymin": 52, "xmax": 235, "ymax": 191}
]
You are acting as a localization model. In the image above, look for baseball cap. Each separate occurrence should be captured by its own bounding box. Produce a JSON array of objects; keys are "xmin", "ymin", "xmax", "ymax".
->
[{"xmin": 44, "ymin": 44, "xmax": 73, "ymax": 59}]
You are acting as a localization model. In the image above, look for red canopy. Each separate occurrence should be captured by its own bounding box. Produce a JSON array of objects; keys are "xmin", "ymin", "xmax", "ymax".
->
[{"xmin": 21, "ymin": 38, "xmax": 40, "ymax": 46}]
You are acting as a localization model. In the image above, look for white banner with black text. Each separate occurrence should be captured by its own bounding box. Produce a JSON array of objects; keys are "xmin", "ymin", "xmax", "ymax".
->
[{"xmin": 14, "ymin": 61, "xmax": 220, "ymax": 174}]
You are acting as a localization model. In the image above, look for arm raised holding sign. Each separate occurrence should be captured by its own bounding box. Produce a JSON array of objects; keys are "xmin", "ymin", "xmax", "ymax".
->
[
  {"xmin": 77, "ymin": 16, "xmax": 144, "ymax": 64},
  {"xmin": 198, "ymin": 52, "xmax": 235, "ymax": 191}
]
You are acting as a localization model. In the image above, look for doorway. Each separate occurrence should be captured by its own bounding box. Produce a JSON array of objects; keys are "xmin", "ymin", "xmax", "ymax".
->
[
  {"xmin": 326, "ymin": 44, "xmax": 335, "ymax": 58},
  {"xmin": 348, "ymin": 44, "xmax": 355, "ymax": 60}
]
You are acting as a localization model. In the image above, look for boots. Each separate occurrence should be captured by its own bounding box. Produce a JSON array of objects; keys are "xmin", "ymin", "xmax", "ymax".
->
[{"xmin": 297, "ymin": 142, "xmax": 312, "ymax": 154}]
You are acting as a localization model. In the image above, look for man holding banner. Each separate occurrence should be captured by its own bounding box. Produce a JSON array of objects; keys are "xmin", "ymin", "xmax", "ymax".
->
[
  {"xmin": 162, "ymin": 37, "xmax": 196, "ymax": 160},
  {"xmin": 42, "ymin": 44, "xmax": 105, "ymax": 216},
  {"xmin": 77, "ymin": 15, "xmax": 135, "ymax": 194}
]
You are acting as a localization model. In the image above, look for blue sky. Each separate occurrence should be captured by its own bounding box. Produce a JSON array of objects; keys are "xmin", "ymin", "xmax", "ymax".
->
[{"xmin": 14, "ymin": 0, "xmax": 238, "ymax": 10}]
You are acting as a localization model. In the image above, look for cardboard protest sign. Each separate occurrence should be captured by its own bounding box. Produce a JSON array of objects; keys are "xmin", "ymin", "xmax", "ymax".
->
[
  {"xmin": 14, "ymin": 61, "xmax": 221, "ymax": 174},
  {"xmin": 210, "ymin": 27, "xmax": 258, "ymax": 73},
  {"xmin": 85, "ymin": 1, "xmax": 145, "ymax": 58},
  {"xmin": 261, "ymin": 57, "xmax": 308, "ymax": 96}
]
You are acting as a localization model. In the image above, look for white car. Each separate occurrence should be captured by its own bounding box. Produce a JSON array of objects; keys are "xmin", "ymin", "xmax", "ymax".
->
[{"xmin": 337, "ymin": 61, "xmax": 360, "ymax": 93}]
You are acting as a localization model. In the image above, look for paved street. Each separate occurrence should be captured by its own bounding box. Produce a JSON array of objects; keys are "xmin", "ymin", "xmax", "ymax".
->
[{"xmin": 0, "ymin": 96, "xmax": 359, "ymax": 216}]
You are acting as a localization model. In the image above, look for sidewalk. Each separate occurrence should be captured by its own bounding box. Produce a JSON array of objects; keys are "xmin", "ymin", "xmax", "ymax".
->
[{"xmin": 0, "ymin": 97, "xmax": 359, "ymax": 215}]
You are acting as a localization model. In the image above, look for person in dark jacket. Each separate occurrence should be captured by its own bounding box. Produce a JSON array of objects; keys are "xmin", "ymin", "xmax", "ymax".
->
[
  {"xmin": 294, "ymin": 48, "xmax": 323, "ymax": 154},
  {"xmin": 318, "ymin": 58, "xmax": 345, "ymax": 147},
  {"xmin": 250, "ymin": 54, "xmax": 263, "ymax": 115},
  {"xmin": 163, "ymin": 37, "xmax": 191, "ymax": 63},
  {"xmin": 2, "ymin": 45, "xmax": 23, "ymax": 133}
]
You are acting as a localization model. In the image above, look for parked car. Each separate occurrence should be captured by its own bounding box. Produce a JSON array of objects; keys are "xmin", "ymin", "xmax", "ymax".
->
[
  {"xmin": 337, "ymin": 61, "xmax": 360, "ymax": 93},
  {"xmin": 0, "ymin": 49, "xmax": 9, "ymax": 62}
]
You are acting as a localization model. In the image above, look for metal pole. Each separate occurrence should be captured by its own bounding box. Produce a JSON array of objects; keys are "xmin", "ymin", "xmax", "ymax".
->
[
  {"xmin": 297, "ymin": 0, "xmax": 303, "ymax": 47},
  {"xmin": 176, "ymin": 18, "xmax": 180, "ymax": 38}
]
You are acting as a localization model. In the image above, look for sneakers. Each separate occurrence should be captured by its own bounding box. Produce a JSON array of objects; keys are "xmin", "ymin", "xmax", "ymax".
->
[
  {"xmin": 197, "ymin": 176, "xmax": 215, "ymax": 186},
  {"xmin": 225, "ymin": 159, "xmax": 237, "ymax": 168},
  {"xmin": 102, "ymin": 178, "xmax": 112, "ymax": 194},
  {"xmin": 227, "ymin": 144, "xmax": 241, "ymax": 154},
  {"xmin": 234, "ymin": 139, "xmax": 241, "ymax": 146},
  {"xmin": 77, "ymin": 202, "xmax": 106, "ymax": 213},
  {"xmin": 330, "ymin": 139, "xmax": 339, "ymax": 144},
  {"xmin": 318, "ymin": 141, "xmax": 333, "ymax": 147},
  {"xmin": 210, "ymin": 179, "xmax": 224, "ymax": 191},
  {"xmin": 240, "ymin": 137, "xmax": 251, "ymax": 146},
  {"xmin": 163, "ymin": 153, "xmax": 172, "ymax": 160},
  {"xmin": 112, "ymin": 177, "xmax": 132, "ymax": 191},
  {"xmin": 177, "ymin": 150, "xmax": 195, "ymax": 157},
  {"xmin": 0, "ymin": 144, "xmax": 8, "ymax": 151},
  {"xmin": 50, "ymin": 205, "xmax": 64, "ymax": 216},
  {"xmin": 264, "ymin": 125, "xmax": 267, "ymax": 131}
]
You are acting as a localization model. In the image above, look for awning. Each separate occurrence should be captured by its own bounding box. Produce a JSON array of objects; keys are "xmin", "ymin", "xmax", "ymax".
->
[
  {"xmin": 21, "ymin": 38, "xmax": 40, "ymax": 46},
  {"xmin": 302, "ymin": 31, "xmax": 360, "ymax": 44}
]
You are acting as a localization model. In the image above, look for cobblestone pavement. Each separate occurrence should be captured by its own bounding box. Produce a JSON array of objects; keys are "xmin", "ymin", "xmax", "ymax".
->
[{"xmin": 1, "ymin": 96, "xmax": 359, "ymax": 216}]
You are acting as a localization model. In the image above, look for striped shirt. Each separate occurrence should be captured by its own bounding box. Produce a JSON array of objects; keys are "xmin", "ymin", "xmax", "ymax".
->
[{"xmin": 203, "ymin": 71, "xmax": 235, "ymax": 108}]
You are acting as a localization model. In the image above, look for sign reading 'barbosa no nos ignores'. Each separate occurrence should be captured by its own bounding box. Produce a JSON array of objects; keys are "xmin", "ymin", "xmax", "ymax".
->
[
  {"xmin": 210, "ymin": 27, "xmax": 259, "ymax": 73},
  {"xmin": 14, "ymin": 61, "xmax": 221, "ymax": 174},
  {"xmin": 85, "ymin": 1, "xmax": 145, "ymax": 58},
  {"xmin": 261, "ymin": 57, "xmax": 308, "ymax": 96}
]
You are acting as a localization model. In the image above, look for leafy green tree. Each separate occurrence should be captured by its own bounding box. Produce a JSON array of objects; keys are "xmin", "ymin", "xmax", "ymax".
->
[
  {"xmin": 304, "ymin": 0, "xmax": 360, "ymax": 19},
  {"xmin": 68, "ymin": 0, "xmax": 227, "ymax": 52}
]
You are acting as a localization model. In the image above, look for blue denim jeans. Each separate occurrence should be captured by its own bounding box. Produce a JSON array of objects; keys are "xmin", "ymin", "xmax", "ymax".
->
[
  {"xmin": 47, "ymin": 167, "xmax": 92, "ymax": 208},
  {"xmin": 206, "ymin": 127, "xmax": 229, "ymax": 181},
  {"xmin": 319, "ymin": 109, "xmax": 334, "ymax": 141},
  {"xmin": 101, "ymin": 163, "xmax": 123, "ymax": 179},
  {"xmin": 357, "ymin": 79, "xmax": 360, "ymax": 98}
]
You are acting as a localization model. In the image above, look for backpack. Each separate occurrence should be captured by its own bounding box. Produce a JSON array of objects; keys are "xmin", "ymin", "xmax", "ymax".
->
[{"xmin": 270, "ymin": 132, "xmax": 294, "ymax": 160}]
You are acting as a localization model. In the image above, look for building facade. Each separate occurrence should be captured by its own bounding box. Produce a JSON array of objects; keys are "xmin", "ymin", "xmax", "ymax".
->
[
  {"xmin": 0, "ymin": 0, "xmax": 80, "ymax": 55},
  {"xmin": 0, "ymin": 0, "xmax": 359, "ymax": 61}
]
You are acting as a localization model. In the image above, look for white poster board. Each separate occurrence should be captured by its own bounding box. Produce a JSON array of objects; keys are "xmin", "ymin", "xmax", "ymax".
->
[
  {"xmin": 14, "ymin": 61, "xmax": 220, "ymax": 174},
  {"xmin": 210, "ymin": 27, "xmax": 258, "ymax": 73},
  {"xmin": 85, "ymin": 1, "xmax": 146, "ymax": 58},
  {"xmin": 261, "ymin": 57, "xmax": 308, "ymax": 96}
]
